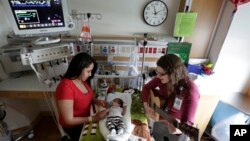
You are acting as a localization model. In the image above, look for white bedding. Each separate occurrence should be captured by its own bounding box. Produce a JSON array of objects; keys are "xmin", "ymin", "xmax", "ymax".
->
[{"xmin": 99, "ymin": 92, "xmax": 133, "ymax": 141}]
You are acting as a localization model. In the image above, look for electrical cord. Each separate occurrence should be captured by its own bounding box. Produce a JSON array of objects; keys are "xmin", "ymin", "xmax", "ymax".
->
[{"xmin": 28, "ymin": 56, "xmax": 66, "ymax": 137}]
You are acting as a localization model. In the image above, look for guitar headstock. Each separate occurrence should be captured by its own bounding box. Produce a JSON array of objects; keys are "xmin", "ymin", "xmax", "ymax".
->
[{"xmin": 176, "ymin": 122, "xmax": 199, "ymax": 141}]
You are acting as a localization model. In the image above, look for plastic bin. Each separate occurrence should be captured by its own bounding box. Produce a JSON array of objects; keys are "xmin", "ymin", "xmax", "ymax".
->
[{"xmin": 188, "ymin": 64, "xmax": 202, "ymax": 75}]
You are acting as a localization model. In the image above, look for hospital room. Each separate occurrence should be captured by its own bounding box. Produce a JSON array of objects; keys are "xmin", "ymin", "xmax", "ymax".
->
[{"xmin": 0, "ymin": 0, "xmax": 250, "ymax": 141}]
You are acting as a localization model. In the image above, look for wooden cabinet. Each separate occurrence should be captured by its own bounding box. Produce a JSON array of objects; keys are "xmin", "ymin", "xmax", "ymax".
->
[
  {"xmin": 194, "ymin": 94, "xmax": 219, "ymax": 139},
  {"xmin": 0, "ymin": 90, "xmax": 53, "ymax": 99},
  {"xmin": 248, "ymin": 87, "xmax": 250, "ymax": 96}
]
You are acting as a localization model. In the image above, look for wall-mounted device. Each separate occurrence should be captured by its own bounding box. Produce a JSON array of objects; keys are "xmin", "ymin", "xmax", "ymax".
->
[
  {"xmin": 1, "ymin": 0, "xmax": 75, "ymax": 45},
  {"xmin": 0, "ymin": 45, "xmax": 31, "ymax": 74},
  {"xmin": 20, "ymin": 43, "xmax": 75, "ymax": 65}
]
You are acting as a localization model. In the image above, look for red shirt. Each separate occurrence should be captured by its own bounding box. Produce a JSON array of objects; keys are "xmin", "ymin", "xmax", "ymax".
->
[
  {"xmin": 141, "ymin": 77, "xmax": 200, "ymax": 124},
  {"xmin": 56, "ymin": 79, "xmax": 94, "ymax": 127}
]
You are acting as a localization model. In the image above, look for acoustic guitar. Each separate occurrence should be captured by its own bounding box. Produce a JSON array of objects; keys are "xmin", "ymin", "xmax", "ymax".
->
[{"xmin": 148, "ymin": 90, "xmax": 200, "ymax": 141}]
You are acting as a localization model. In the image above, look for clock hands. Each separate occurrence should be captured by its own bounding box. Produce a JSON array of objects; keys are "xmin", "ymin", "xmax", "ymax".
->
[
  {"xmin": 153, "ymin": 4, "xmax": 157, "ymax": 15},
  {"xmin": 156, "ymin": 7, "xmax": 166, "ymax": 15},
  {"xmin": 153, "ymin": 6, "xmax": 164, "ymax": 16},
  {"xmin": 156, "ymin": 9, "xmax": 162, "ymax": 14}
]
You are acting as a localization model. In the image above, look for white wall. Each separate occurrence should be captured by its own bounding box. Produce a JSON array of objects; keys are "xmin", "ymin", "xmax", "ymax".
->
[
  {"xmin": 0, "ymin": 3, "xmax": 10, "ymax": 80},
  {"xmin": 213, "ymin": 2, "xmax": 250, "ymax": 94},
  {"xmin": 69, "ymin": 0, "xmax": 180, "ymax": 37},
  {"xmin": 0, "ymin": 2, "xmax": 10, "ymax": 46},
  {"xmin": 0, "ymin": 0, "xmax": 180, "ymax": 38}
]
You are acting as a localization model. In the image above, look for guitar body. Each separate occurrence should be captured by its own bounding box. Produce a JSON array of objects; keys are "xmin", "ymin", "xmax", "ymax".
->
[{"xmin": 148, "ymin": 90, "xmax": 200, "ymax": 141}]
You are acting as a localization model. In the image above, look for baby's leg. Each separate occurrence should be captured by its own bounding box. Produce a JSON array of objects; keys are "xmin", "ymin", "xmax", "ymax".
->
[
  {"xmin": 116, "ymin": 117, "xmax": 124, "ymax": 135},
  {"xmin": 106, "ymin": 117, "xmax": 117, "ymax": 136},
  {"xmin": 106, "ymin": 117, "xmax": 116, "ymax": 132}
]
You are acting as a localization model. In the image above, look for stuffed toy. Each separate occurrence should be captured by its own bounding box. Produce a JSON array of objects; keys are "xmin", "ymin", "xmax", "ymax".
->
[
  {"xmin": 123, "ymin": 88, "xmax": 136, "ymax": 95},
  {"xmin": 97, "ymin": 79, "xmax": 108, "ymax": 98},
  {"xmin": 123, "ymin": 88, "xmax": 151, "ymax": 140},
  {"xmin": 132, "ymin": 120, "xmax": 151, "ymax": 141},
  {"xmin": 123, "ymin": 88, "xmax": 145, "ymax": 115}
]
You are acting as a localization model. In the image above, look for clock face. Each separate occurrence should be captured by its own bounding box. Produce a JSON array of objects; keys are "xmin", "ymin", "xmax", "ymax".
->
[{"xmin": 143, "ymin": 0, "xmax": 168, "ymax": 26}]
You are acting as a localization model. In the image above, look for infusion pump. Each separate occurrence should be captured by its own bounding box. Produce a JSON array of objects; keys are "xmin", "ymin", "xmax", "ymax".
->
[
  {"xmin": 0, "ymin": 45, "xmax": 31, "ymax": 74},
  {"xmin": 20, "ymin": 43, "xmax": 75, "ymax": 65},
  {"xmin": 0, "ymin": 43, "xmax": 75, "ymax": 74}
]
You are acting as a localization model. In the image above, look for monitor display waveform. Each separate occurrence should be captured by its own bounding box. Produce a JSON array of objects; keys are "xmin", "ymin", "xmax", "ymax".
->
[
  {"xmin": 15, "ymin": 10, "xmax": 39, "ymax": 24},
  {"xmin": 10, "ymin": 0, "xmax": 52, "ymax": 7}
]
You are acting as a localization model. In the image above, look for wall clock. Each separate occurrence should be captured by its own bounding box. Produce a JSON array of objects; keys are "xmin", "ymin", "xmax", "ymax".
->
[{"xmin": 143, "ymin": 0, "xmax": 168, "ymax": 26}]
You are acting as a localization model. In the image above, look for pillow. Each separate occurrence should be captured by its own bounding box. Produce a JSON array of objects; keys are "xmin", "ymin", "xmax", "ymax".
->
[{"xmin": 99, "ymin": 92, "xmax": 133, "ymax": 141}]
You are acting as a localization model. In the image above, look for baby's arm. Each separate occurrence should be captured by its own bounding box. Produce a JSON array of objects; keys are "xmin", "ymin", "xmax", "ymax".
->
[{"xmin": 122, "ymin": 105, "xmax": 126, "ymax": 115}]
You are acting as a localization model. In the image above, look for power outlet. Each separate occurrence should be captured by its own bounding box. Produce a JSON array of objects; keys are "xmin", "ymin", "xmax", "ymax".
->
[{"xmin": 20, "ymin": 48, "xmax": 31, "ymax": 65}]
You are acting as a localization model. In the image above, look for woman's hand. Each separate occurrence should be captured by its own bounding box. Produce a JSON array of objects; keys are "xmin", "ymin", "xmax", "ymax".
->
[
  {"xmin": 92, "ymin": 109, "xmax": 109, "ymax": 122},
  {"xmin": 94, "ymin": 99, "xmax": 108, "ymax": 108},
  {"xmin": 160, "ymin": 120, "xmax": 182, "ymax": 135},
  {"xmin": 144, "ymin": 103, "xmax": 157, "ymax": 120}
]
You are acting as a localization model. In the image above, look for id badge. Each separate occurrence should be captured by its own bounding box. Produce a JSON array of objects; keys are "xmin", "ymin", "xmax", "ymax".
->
[{"xmin": 173, "ymin": 97, "xmax": 183, "ymax": 110}]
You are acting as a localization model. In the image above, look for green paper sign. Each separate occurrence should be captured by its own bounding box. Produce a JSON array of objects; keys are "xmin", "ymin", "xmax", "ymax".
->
[
  {"xmin": 167, "ymin": 42, "xmax": 192, "ymax": 64},
  {"xmin": 174, "ymin": 12, "xmax": 198, "ymax": 37}
]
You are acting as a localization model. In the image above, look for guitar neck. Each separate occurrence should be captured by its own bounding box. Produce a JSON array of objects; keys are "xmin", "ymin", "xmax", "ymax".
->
[
  {"xmin": 151, "ymin": 104, "xmax": 200, "ymax": 141},
  {"xmin": 149, "ymin": 90, "xmax": 199, "ymax": 141},
  {"xmin": 153, "ymin": 105, "xmax": 178, "ymax": 125}
]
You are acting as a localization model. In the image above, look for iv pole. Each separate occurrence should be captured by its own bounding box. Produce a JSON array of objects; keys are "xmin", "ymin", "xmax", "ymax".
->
[{"xmin": 140, "ymin": 33, "xmax": 148, "ymax": 89}]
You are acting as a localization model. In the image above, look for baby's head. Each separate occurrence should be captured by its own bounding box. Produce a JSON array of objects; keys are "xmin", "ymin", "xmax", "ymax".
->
[{"xmin": 112, "ymin": 98, "xmax": 123, "ymax": 108}]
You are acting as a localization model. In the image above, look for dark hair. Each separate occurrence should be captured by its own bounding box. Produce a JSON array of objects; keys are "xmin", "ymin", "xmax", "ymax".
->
[
  {"xmin": 64, "ymin": 52, "xmax": 97, "ymax": 80},
  {"xmin": 113, "ymin": 98, "xmax": 123, "ymax": 108},
  {"xmin": 157, "ymin": 54, "xmax": 189, "ymax": 92}
]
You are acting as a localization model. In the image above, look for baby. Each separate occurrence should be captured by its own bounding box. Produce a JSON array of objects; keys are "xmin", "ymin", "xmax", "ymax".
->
[{"xmin": 106, "ymin": 98, "xmax": 126, "ymax": 136}]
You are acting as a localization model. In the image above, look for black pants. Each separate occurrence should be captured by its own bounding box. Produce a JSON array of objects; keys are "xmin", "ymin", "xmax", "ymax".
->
[
  {"xmin": 63, "ymin": 125, "xmax": 83, "ymax": 141},
  {"xmin": 106, "ymin": 116, "xmax": 124, "ymax": 133}
]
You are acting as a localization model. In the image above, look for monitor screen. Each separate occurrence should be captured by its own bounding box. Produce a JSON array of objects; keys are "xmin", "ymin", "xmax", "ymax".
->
[{"xmin": 2, "ymin": 0, "xmax": 74, "ymax": 37}]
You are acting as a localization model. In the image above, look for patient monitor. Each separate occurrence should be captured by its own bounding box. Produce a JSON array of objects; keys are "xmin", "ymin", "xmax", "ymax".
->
[{"xmin": 1, "ymin": 0, "xmax": 75, "ymax": 45}]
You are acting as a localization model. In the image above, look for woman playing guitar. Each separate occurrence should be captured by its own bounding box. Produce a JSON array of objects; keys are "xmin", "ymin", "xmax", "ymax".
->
[{"xmin": 141, "ymin": 54, "xmax": 200, "ymax": 141}]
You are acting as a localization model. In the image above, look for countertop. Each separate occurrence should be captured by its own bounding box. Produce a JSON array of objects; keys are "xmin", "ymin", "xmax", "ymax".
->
[{"xmin": 0, "ymin": 71, "xmax": 56, "ymax": 92}]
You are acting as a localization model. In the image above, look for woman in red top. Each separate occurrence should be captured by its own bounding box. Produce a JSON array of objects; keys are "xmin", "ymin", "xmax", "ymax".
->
[
  {"xmin": 141, "ymin": 54, "xmax": 200, "ymax": 141},
  {"xmin": 56, "ymin": 52, "xmax": 109, "ymax": 141}
]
